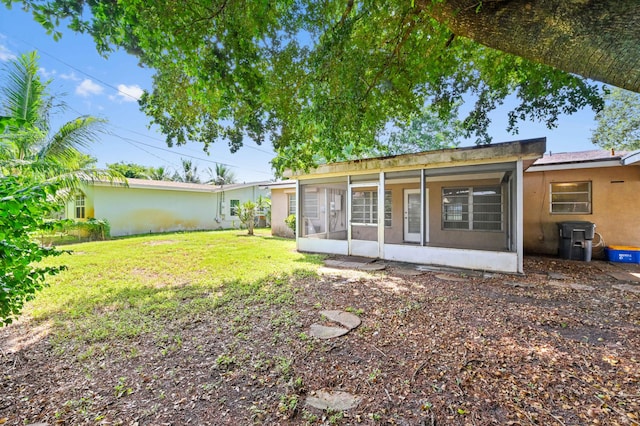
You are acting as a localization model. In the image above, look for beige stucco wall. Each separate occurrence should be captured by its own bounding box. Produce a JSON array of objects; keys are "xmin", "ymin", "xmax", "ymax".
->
[
  {"xmin": 523, "ymin": 165, "xmax": 640, "ymax": 256},
  {"xmin": 270, "ymin": 187, "xmax": 295, "ymax": 238}
]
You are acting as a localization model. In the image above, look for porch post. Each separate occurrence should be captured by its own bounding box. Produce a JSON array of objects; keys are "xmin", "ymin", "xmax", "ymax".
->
[
  {"xmin": 420, "ymin": 170, "xmax": 425, "ymax": 246},
  {"xmin": 378, "ymin": 171, "xmax": 385, "ymax": 259},
  {"xmin": 347, "ymin": 176, "xmax": 352, "ymax": 256},
  {"xmin": 295, "ymin": 179, "xmax": 300, "ymax": 250},
  {"xmin": 516, "ymin": 159, "xmax": 524, "ymax": 273}
]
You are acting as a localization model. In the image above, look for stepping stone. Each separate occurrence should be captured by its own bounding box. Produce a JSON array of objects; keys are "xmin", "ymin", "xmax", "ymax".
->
[
  {"xmin": 613, "ymin": 284, "xmax": 640, "ymax": 294},
  {"xmin": 358, "ymin": 263, "xmax": 386, "ymax": 271},
  {"xmin": 393, "ymin": 268, "xmax": 424, "ymax": 276},
  {"xmin": 435, "ymin": 274, "xmax": 468, "ymax": 282},
  {"xmin": 548, "ymin": 272, "xmax": 568, "ymax": 280},
  {"xmin": 549, "ymin": 281, "xmax": 595, "ymax": 291},
  {"xmin": 567, "ymin": 283, "xmax": 595, "ymax": 291},
  {"xmin": 309, "ymin": 324, "xmax": 349, "ymax": 339},
  {"xmin": 320, "ymin": 310, "xmax": 361, "ymax": 330},
  {"xmin": 324, "ymin": 260, "xmax": 369, "ymax": 269},
  {"xmin": 305, "ymin": 390, "xmax": 361, "ymax": 411},
  {"xmin": 504, "ymin": 281, "xmax": 536, "ymax": 288},
  {"xmin": 608, "ymin": 272, "xmax": 640, "ymax": 283}
]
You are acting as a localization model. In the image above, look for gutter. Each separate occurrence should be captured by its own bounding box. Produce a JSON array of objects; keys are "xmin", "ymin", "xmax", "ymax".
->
[{"xmin": 621, "ymin": 149, "xmax": 640, "ymax": 166}]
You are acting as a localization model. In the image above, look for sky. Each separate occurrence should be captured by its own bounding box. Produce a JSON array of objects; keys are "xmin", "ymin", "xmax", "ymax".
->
[{"xmin": 1, "ymin": 6, "xmax": 602, "ymax": 183}]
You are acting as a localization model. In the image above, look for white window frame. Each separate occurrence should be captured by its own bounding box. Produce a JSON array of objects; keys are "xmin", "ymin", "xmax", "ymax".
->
[
  {"xmin": 550, "ymin": 181, "xmax": 592, "ymax": 214},
  {"xmin": 351, "ymin": 190, "xmax": 378, "ymax": 226},
  {"xmin": 75, "ymin": 193, "xmax": 86, "ymax": 219},
  {"xmin": 229, "ymin": 199, "xmax": 240, "ymax": 217},
  {"xmin": 442, "ymin": 185, "xmax": 503, "ymax": 231},
  {"xmin": 384, "ymin": 190, "xmax": 392, "ymax": 227},
  {"xmin": 288, "ymin": 193, "xmax": 296, "ymax": 216}
]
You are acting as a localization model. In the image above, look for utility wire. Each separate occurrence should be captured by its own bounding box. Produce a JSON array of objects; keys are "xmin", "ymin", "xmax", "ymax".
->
[{"xmin": 7, "ymin": 32, "xmax": 275, "ymax": 176}]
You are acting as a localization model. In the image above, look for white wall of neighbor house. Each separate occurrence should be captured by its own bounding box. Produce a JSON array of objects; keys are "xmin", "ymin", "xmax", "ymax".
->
[
  {"xmin": 90, "ymin": 185, "xmax": 217, "ymax": 236},
  {"xmin": 66, "ymin": 183, "xmax": 271, "ymax": 237},
  {"xmin": 213, "ymin": 185, "xmax": 270, "ymax": 229}
]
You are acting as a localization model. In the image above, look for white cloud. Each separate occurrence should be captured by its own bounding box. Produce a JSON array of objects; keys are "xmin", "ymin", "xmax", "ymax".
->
[
  {"xmin": 39, "ymin": 67, "xmax": 57, "ymax": 79},
  {"xmin": 60, "ymin": 71, "xmax": 80, "ymax": 81},
  {"xmin": 0, "ymin": 43, "xmax": 16, "ymax": 61},
  {"xmin": 114, "ymin": 84, "xmax": 144, "ymax": 102},
  {"xmin": 76, "ymin": 79, "xmax": 104, "ymax": 97}
]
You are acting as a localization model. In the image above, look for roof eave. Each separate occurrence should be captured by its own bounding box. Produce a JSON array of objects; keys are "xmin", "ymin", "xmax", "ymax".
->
[
  {"xmin": 286, "ymin": 138, "xmax": 546, "ymax": 179},
  {"xmin": 622, "ymin": 149, "xmax": 640, "ymax": 166}
]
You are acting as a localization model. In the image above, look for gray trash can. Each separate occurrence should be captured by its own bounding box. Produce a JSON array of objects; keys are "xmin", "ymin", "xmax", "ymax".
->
[{"xmin": 557, "ymin": 221, "xmax": 596, "ymax": 261}]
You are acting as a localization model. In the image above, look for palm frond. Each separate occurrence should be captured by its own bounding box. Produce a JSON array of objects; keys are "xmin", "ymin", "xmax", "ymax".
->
[
  {"xmin": 1, "ymin": 52, "xmax": 49, "ymax": 132},
  {"xmin": 37, "ymin": 116, "xmax": 107, "ymax": 165}
]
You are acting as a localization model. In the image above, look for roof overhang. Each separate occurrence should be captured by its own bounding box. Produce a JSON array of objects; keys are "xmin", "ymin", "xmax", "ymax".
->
[
  {"xmin": 622, "ymin": 149, "xmax": 640, "ymax": 166},
  {"xmin": 91, "ymin": 179, "xmax": 217, "ymax": 193},
  {"xmin": 286, "ymin": 138, "xmax": 546, "ymax": 180},
  {"xmin": 526, "ymin": 159, "xmax": 622, "ymax": 172}
]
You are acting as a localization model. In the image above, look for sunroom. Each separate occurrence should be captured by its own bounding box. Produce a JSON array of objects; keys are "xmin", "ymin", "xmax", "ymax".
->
[{"xmin": 287, "ymin": 138, "xmax": 546, "ymax": 274}]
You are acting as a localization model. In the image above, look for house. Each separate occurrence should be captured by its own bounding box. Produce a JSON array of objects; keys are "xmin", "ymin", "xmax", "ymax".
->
[
  {"xmin": 263, "ymin": 180, "xmax": 297, "ymax": 238},
  {"xmin": 64, "ymin": 179, "xmax": 270, "ymax": 237},
  {"xmin": 523, "ymin": 149, "xmax": 640, "ymax": 257},
  {"xmin": 283, "ymin": 138, "xmax": 547, "ymax": 274}
]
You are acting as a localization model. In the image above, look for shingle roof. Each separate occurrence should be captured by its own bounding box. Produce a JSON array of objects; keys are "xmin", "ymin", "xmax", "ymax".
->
[
  {"xmin": 94, "ymin": 178, "xmax": 272, "ymax": 193},
  {"xmin": 532, "ymin": 149, "xmax": 627, "ymax": 166}
]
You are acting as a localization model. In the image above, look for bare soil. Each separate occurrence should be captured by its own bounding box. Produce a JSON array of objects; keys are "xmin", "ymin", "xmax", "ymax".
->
[{"xmin": 1, "ymin": 256, "xmax": 639, "ymax": 425}]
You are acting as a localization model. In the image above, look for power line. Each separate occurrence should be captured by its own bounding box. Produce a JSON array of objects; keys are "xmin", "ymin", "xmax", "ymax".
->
[
  {"xmin": 110, "ymin": 123, "xmax": 275, "ymax": 156},
  {"xmin": 110, "ymin": 133, "xmax": 274, "ymax": 176},
  {"xmin": 9, "ymin": 32, "xmax": 276, "ymax": 157},
  {"xmin": 9, "ymin": 33, "xmax": 140, "ymax": 102},
  {"xmin": 6, "ymin": 31, "xmax": 275, "ymax": 177}
]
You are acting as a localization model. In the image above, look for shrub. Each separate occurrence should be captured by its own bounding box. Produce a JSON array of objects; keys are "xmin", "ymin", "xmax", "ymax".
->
[
  {"xmin": 0, "ymin": 175, "xmax": 67, "ymax": 326},
  {"xmin": 284, "ymin": 214, "xmax": 296, "ymax": 236},
  {"xmin": 238, "ymin": 201, "xmax": 257, "ymax": 235}
]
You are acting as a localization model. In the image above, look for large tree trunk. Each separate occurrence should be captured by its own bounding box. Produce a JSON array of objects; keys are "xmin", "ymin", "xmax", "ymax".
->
[{"xmin": 425, "ymin": 0, "xmax": 640, "ymax": 92}]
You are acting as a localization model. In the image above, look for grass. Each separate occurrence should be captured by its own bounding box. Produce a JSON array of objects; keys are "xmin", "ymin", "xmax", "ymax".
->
[{"xmin": 28, "ymin": 229, "xmax": 324, "ymax": 345}]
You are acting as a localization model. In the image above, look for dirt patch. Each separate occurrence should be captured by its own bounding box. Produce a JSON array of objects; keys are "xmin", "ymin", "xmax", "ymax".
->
[{"xmin": 1, "ymin": 256, "xmax": 639, "ymax": 425}]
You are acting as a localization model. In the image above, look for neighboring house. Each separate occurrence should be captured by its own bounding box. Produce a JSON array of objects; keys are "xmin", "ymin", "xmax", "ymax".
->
[
  {"xmin": 264, "ymin": 181, "xmax": 297, "ymax": 238},
  {"xmin": 283, "ymin": 138, "xmax": 547, "ymax": 274},
  {"xmin": 64, "ymin": 179, "xmax": 270, "ymax": 237},
  {"xmin": 523, "ymin": 149, "xmax": 640, "ymax": 257}
]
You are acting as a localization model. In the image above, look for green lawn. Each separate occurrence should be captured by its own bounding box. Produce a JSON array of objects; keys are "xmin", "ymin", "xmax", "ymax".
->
[{"xmin": 29, "ymin": 229, "xmax": 323, "ymax": 345}]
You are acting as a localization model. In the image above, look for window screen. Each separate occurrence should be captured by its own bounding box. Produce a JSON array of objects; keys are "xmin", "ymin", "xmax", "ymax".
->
[
  {"xmin": 351, "ymin": 191, "xmax": 378, "ymax": 225},
  {"xmin": 442, "ymin": 186, "xmax": 502, "ymax": 231},
  {"xmin": 550, "ymin": 182, "xmax": 591, "ymax": 214}
]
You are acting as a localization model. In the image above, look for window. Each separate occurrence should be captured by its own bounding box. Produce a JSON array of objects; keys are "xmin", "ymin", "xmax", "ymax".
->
[
  {"xmin": 442, "ymin": 186, "xmax": 502, "ymax": 231},
  {"xmin": 352, "ymin": 191, "xmax": 378, "ymax": 225},
  {"xmin": 303, "ymin": 191, "xmax": 318, "ymax": 218},
  {"xmin": 288, "ymin": 193, "xmax": 296, "ymax": 215},
  {"xmin": 384, "ymin": 190, "xmax": 392, "ymax": 227},
  {"xmin": 230, "ymin": 199, "xmax": 240, "ymax": 216},
  {"xmin": 75, "ymin": 193, "xmax": 86, "ymax": 219},
  {"xmin": 550, "ymin": 182, "xmax": 591, "ymax": 214}
]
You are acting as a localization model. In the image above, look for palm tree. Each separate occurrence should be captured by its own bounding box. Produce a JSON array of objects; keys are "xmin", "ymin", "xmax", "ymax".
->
[
  {"xmin": 147, "ymin": 166, "xmax": 172, "ymax": 181},
  {"xmin": 174, "ymin": 158, "xmax": 201, "ymax": 183},
  {"xmin": 206, "ymin": 163, "xmax": 236, "ymax": 185},
  {"xmin": 0, "ymin": 51, "xmax": 114, "ymax": 188}
]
